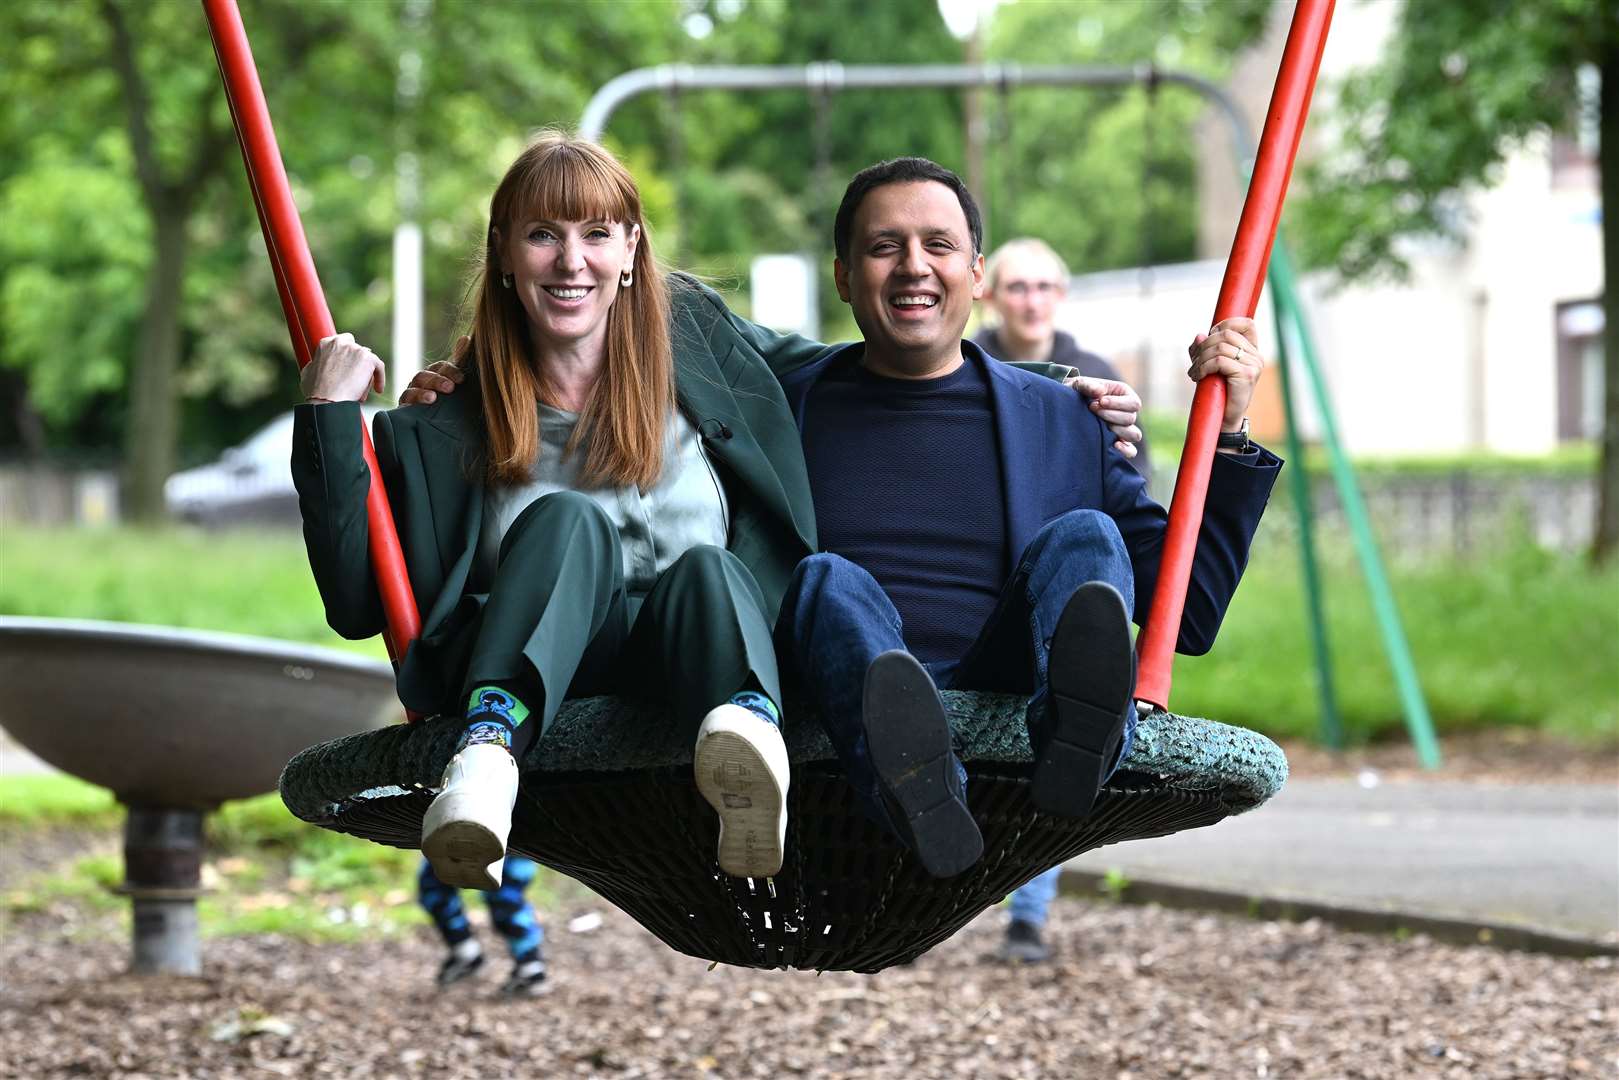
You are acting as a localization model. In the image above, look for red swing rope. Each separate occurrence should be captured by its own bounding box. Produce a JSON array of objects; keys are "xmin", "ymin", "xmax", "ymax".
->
[
  {"xmin": 203, "ymin": 0, "xmax": 421, "ymax": 667},
  {"xmin": 1133, "ymin": 0, "xmax": 1335, "ymax": 711}
]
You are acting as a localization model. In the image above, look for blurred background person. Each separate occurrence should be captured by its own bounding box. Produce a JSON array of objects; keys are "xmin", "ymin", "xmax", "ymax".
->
[
  {"xmin": 974, "ymin": 237, "xmax": 1152, "ymax": 483},
  {"xmin": 977, "ymin": 236, "xmax": 1155, "ymax": 963},
  {"xmin": 419, "ymin": 854, "xmax": 548, "ymax": 996}
]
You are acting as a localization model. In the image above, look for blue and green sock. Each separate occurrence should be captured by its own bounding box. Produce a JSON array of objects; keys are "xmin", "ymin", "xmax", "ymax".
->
[
  {"xmin": 459, "ymin": 685, "xmax": 531, "ymax": 753},
  {"xmin": 730, "ymin": 689, "xmax": 780, "ymax": 729}
]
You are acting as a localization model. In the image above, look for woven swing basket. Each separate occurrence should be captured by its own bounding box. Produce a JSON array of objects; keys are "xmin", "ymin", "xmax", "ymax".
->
[{"xmin": 281, "ymin": 690, "xmax": 1286, "ymax": 973}]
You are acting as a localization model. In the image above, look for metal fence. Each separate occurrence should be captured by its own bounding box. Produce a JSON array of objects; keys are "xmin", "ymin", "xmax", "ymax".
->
[{"xmin": 1236, "ymin": 470, "xmax": 1598, "ymax": 561}]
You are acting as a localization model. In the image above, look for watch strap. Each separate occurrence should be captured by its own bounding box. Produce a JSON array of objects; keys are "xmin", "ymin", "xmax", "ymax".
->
[{"xmin": 1216, "ymin": 417, "xmax": 1251, "ymax": 452}]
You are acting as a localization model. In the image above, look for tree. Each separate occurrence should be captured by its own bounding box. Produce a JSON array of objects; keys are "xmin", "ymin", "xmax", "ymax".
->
[
  {"xmin": 1295, "ymin": 0, "xmax": 1619, "ymax": 563},
  {"xmin": 1, "ymin": 0, "xmax": 371, "ymax": 518},
  {"xmin": 981, "ymin": 0, "xmax": 1268, "ymax": 275},
  {"xmin": 0, "ymin": 0, "xmax": 683, "ymax": 518}
]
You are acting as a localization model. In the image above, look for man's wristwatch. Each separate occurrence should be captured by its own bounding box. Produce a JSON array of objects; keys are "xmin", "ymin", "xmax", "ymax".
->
[{"xmin": 1216, "ymin": 417, "xmax": 1251, "ymax": 453}]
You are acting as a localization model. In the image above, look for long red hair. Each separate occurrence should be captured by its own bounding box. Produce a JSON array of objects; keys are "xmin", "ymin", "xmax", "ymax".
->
[{"xmin": 464, "ymin": 131, "xmax": 672, "ymax": 489}]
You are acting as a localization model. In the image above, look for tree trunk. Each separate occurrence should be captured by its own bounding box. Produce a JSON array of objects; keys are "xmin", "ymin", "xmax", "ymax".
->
[
  {"xmin": 1596, "ymin": 33, "xmax": 1619, "ymax": 564},
  {"xmin": 123, "ymin": 204, "xmax": 186, "ymax": 523}
]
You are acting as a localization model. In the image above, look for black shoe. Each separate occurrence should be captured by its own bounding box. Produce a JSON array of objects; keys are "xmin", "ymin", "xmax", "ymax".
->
[
  {"xmin": 500, "ymin": 954, "xmax": 549, "ymax": 997},
  {"xmin": 998, "ymin": 918, "xmax": 1052, "ymax": 964},
  {"xmin": 435, "ymin": 946, "xmax": 485, "ymax": 987},
  {"xmin": 1031, "ymin": 582, "xmax": 1134, "ymax": 819},
  {"xmin": 863, "ymin": 650, "xmax": 984, "ymax": 879}
]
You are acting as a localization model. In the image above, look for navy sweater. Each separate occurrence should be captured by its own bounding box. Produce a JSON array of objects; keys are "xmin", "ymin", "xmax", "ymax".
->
[{"xmin": 802, "ymin": 360, "xmax": 1007, "ymax": 665}]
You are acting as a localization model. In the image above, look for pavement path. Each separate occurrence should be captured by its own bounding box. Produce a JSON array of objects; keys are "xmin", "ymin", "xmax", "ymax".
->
[{"xmin": 1067, "ymin": 778, "xmax": 1619, "ymax": 949}]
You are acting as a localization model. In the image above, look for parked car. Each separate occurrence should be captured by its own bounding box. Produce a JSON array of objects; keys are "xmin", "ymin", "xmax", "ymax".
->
[{"xmin": 165, "ymin": 406, "xmax": 381, "ymax": 527}]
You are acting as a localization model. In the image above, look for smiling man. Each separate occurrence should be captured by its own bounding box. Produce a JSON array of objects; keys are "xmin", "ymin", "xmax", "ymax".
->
[{"xmin": 771, "ymin": 158, "xmax": 1281, "ymax": 878}]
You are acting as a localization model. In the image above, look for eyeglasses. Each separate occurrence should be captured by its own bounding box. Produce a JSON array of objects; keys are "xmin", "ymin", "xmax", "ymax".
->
[{"xmin": 1000, "ymin": 280, "xmax": 1064, "ymax": 298}]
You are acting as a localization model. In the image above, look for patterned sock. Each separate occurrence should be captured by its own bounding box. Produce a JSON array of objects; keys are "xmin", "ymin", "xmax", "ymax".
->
[
  {"xmin": 730, "ymin": 689, "xmax": 780, "ymax": 728},
  {"xmin": 458, "ymin": 685, "xmax": 531, "ymax": 753}
]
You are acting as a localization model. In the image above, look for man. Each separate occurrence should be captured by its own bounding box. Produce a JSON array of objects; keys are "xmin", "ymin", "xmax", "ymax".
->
[
  {"xmin": 973, "ymin": 237, "xmax": 1151, "ymax": 481},
  {"xmin": 975, "ymin": 235, "xmax": 1151, "ymax": 961},
  {"xmin": 770, "ymin": 157, "xmax": 1279, "ymax": 880}
]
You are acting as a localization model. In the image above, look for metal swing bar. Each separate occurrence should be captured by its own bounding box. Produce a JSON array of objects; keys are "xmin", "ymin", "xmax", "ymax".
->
[{"xmin": 202, "ymin": 0, "xmax": 420, "ymax": 666}]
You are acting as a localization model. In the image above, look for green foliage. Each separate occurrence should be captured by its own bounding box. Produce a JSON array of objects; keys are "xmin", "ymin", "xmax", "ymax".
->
[
  {"xmin": 0, "ymin": 0, "xmax": 1278, "ymax": 467},
  {"xmin": 982, "ymin": 0, "xmax": 1265, "ymax": 272},
  {"xmin": 1296, "ymin": 0, "xmax": 1606, "ymax": 281},
  {"xmin": 1100, "ymin": 866, "xmax": 1132, "ymax": 901}
]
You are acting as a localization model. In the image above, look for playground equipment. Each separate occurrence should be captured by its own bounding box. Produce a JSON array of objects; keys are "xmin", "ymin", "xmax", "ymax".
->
[
  {"xmin": 207, "ymin": 0, "xmax": 1331, "ymax": 970},
  {"xmin": 0, "ymin": 617, "xmax": 395, "ymax": 974}
]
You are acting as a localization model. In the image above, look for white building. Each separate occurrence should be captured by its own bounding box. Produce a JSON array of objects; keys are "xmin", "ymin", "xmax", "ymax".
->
[{"xmin": 1053, "ymin": 0, "xmax": 1603, "ymax": 457}]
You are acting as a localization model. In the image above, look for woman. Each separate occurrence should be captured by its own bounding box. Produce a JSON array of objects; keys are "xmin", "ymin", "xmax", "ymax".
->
[{"xmin": 293, "ymin": 132, "xmax": 826, "ymax": 889}]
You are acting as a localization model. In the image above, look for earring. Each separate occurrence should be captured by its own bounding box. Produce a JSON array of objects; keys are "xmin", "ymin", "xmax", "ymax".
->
[
  {"xmin": 620, "ymin": 268, "xmax": 633, "ymax": 288},
  {"xmin": 500, "ymin": 272, "xmax": 513, "ymax": 289}
]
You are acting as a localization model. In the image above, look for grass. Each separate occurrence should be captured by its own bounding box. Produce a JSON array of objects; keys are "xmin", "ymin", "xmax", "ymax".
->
[
  {"xmin": 0, "ymin": 774, "xmax": 119, "ymax": 827},
  {"xmin": 0, "ymin": 777, "xmax": 430, "ymax": 943},
  {"xmin": 0, "ymin": 774, "xmax": 579, "ymax": 944},
  {"xmin": 3, "ymin": 522, "xmax": 1615, "ymax": 747},
  {"xmin": 0, "ymin": 525, "xmax": 388, "ymax": 660},
  {"xmin": 1174, "ymin": 527, "xmax": 1619, "ymax": 743}
]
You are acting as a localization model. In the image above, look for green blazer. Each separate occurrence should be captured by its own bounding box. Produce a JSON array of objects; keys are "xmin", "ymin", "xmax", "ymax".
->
[{"xmin": 291, "ymin": 276, "xmax": 828, "ymax": 716}]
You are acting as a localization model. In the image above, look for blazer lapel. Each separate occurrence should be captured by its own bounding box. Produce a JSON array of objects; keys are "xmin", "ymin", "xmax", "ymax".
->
[
  {"xmin": 675, "ymin": 348, "xmax": 815, "ymax": 555},
  {"xmin": 978, "ymin": 344, "xmax": 1043, "ymax": 567},
  {"xmin": 411, "ymin": 395, "xmax": 486, "ymax": 635}
]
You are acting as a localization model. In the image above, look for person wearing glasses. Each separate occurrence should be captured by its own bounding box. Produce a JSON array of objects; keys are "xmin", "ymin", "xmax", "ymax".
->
[
  {"xmin": 974, "ymin": 237, "xmax": 1155, "ymax": 962},
  {"xmin": 974, "ymin": 237, "xmax": 1151, "ymax": 485}
]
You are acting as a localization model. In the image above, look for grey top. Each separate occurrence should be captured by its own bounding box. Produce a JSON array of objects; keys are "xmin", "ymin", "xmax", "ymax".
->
[{"xmin": 479, "ymin": 404, "xmax": 729, "ymax": 595}]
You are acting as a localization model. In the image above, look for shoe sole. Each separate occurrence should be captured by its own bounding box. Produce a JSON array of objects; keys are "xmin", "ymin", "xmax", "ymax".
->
[
  {"xmin": 421, "ymin": 816, "xmax": 505, "ymax": 891},
  {"xmin": 502, "ymin": 980, "xmax": 553, "ymax": 998},
  {"xmin": 863, "ymin": 651, "xmax": 983, "ymax": 879},
  {"xmin": 1034, "ymin": 582, "xmax": 1134, "ymax": 819},
  {"xmin": 998, "ymin": 942, "xmax": 1053, "ymax": 964},
  {"xmin": 694, "ymin": 725, "xmax": 786, "ymax": 878}
]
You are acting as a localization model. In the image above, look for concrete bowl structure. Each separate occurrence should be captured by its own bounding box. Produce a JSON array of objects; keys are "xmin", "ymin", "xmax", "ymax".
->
[{"xmin": 0, "ymin": 617, "xmax": 398, "ymax": 974}]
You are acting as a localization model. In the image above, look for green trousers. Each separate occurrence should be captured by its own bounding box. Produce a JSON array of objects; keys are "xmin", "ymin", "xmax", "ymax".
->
[{"xmin": 463, "ymin": 490, "xmax": 780, "ymax": 757}]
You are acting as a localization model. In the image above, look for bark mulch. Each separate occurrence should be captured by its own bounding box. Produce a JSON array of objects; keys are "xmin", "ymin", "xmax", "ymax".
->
[{"xmin": 3, "ymin": 891, "xmax": 1615, "ymax": 1079}]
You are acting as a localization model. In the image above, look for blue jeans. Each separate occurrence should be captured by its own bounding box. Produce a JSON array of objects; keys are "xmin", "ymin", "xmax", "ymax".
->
[
  {"xmin": 776, "ymin": 509, "xmax": 1138, "ymax": 825},
  {"xmin": 1009, "ymin": 866, "xmax": 1062, "ymax": 927},
  {"xmin": 417, "ymin": 855, "xmax": 544, "ymax": 962}
]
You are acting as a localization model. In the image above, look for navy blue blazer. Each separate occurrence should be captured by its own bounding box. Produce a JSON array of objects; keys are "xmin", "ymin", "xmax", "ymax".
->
[{"xmin": 778, "ymin": 341, "xmax": 1282, "ymax": 656}]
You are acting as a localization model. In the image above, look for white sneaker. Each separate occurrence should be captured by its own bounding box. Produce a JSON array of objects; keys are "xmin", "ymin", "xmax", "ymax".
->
[
  {"xmin": 693, "ymin": 703, "xmax": 789, "ymax": 878},
  {"xmin": 420, "ymin": 743, "xmax": 518, "ymax": 890}
]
